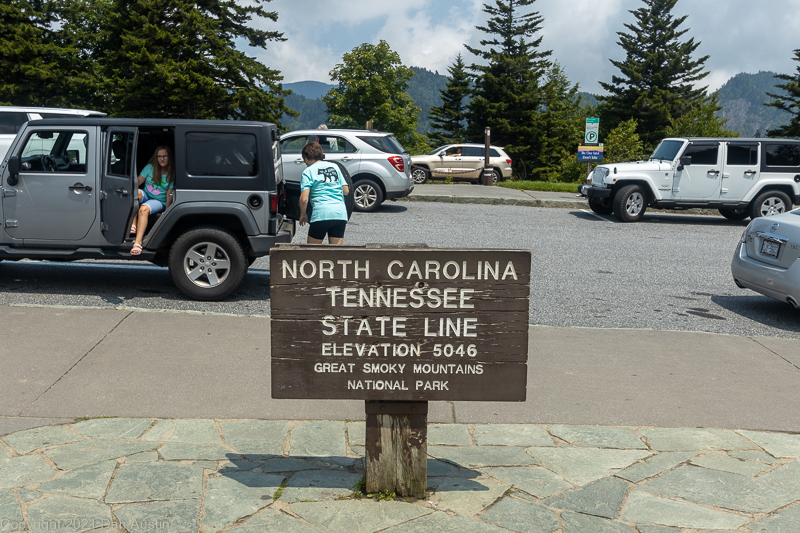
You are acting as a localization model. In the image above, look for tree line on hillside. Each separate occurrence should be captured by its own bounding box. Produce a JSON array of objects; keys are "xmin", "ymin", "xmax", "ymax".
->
[{"xmin": 2, "ymin": 0, "xmax": 800, "ymax": 182}]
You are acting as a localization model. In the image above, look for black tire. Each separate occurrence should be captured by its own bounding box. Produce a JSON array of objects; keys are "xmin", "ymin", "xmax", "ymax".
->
[
  {"xmin": 613, "ymin": 184, "xmax": 647, "ymax": 222},
  {"xmin": 411, "ymin": 166, "xmax": 429, "ymax": 184},
  {"xmin": 353, "ymin": 179, "xmax": 384, "ymax": 212},
  {"xmin": 719, "ymin": 208, "xmax": 749, "ymax": 221},
  {"xmin": 492, "ymin": 168, "xmax": 502, "ymax": 183},
  {"xmin": 749, "ymin": 190, "xmax": 792, "ymax": 219},
  {"xmin": 588, "ymin": 197, "xmax": 614, "ymax": 215},
  {"xmin": 168, "ymin": 226, "xmax": 247, "ymax": 301}
]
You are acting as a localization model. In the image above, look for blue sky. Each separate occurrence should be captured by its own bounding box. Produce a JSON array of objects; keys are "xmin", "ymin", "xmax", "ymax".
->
[{"xmin": 251, "ymin": 0, "xmax": 800, "ymax": 94}]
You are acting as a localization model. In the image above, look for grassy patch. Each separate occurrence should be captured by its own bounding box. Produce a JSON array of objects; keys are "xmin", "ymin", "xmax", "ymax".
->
[
  {"xmin": 498, "ymin": 181, "xmax": 582, "ymax": 192},
  {"xmin": 273, "ymin": 481, "xmax": 288, "ymax": 500},
  {"xmin": 350, "ymin": 477, "xmax": 401, "ymax": 501}
]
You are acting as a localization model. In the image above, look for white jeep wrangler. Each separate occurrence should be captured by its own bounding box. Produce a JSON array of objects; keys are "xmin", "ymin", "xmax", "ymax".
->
[{"xmin": 579, "ymin": 138, "xmax": 800, "ymax": 222}]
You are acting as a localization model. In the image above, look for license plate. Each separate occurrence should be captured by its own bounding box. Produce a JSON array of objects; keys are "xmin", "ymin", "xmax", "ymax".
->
[{"xmin": 761, "ymin": 240, "xmax": 780, "ymax": 258}]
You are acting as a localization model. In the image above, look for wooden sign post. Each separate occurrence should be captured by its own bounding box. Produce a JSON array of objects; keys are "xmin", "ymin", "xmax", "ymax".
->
[{"xmin": 270, "ymin": 245, "xmax": 531, "ymax": 497}]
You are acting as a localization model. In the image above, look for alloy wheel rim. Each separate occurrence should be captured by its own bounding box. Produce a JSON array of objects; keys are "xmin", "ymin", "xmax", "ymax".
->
[
  {"xmin": 355, "ymin": 185, "xmax": 377, "ymax": 208},
  {"xmin": 626, "ymin": 193, "xmax": 644, "ymax": 216},
  {"xmin": 760, "ymin": 198, "xmax": 786, "ymax": 216},
  {"xmin": 411, "ymin": 169, "xmax": 427, "ymax": 184},
  {"xmin": 183, "ymin": 242, "xmax": 231, "ymax": 288}
]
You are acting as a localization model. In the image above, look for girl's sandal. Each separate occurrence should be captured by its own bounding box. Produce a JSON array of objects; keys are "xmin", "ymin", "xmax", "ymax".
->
[{"xmin": 131, "ymin": 243, "xmax": 143, "ymax": 256}]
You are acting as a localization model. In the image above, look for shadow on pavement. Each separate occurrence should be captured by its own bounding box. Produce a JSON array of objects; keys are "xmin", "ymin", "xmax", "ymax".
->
[{"xmin": 712, "ymin": 294, "xmax": 800, "ymax": 333}]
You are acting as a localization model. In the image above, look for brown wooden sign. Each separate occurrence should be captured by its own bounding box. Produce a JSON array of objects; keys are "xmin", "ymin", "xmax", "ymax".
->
[{"xmin": 270, "ymin": 245, "xmax": 530, "ymax": 401}]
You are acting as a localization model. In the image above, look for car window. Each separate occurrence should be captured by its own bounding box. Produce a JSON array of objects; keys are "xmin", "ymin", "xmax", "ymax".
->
[
  {"xmin": 428, "ymin": 145, "xmax": 447, "ymax": 155},
  {"xmin": 317, "ymin": 135, "xmax": 356, "ymax": 154},
  {"xmin": 19, "ymin": 130, "xmax": 87, "ymax": 172},
  {"xmin": 107, "ymin": 132, "xmax": 133, "ymax": 176},
  {"xmin": 490, "ymin": 149, "xmax": 501, "ymax": 158},
  {"xmin": 357, "ymin": 135, "xmax": 405, "ymax": 154},
  {"xmin": 683, "ymin": 144, "xmax": 719, "ymax": 166},
  {"xmin": 765, "ymin": 144, "xmax": 800, "ymax": 167},
  {"xmin": 280, "ymin": 135, "xmax": 309, "ymax": 154},
  {"xmin": 650, "ymin": 140, "xmax": 683, "ymax": 161},
  {"xmin": 462, "ymin": 146, "xmax": 483, "ymax": 157},
  {"xmin": 727, "ymin": 143, "xmax": 758, "ymax": 166},
  {"xmin": 0, "ymin": 112, "xmax": 28, "ymax": 134},
  {"xmin": 186, "ymin": 132, "xmax": 258, "ymax": 177}
]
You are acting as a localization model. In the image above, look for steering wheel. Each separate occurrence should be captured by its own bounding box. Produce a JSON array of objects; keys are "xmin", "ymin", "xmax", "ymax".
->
[{"xmin": 41, "ymin": 155, "xmax": 58, "ymax": 172}]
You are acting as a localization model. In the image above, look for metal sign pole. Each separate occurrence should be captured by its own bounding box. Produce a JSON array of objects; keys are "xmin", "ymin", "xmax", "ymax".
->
[{"xmin": 483, "ymin": 127, "xmax": 492, "ymax": 186}]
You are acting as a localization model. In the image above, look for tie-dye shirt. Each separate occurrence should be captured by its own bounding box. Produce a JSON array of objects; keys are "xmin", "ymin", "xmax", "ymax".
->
[{"xmin": 140, "ymin": 164, "xmax": 172, "ymax": 205}]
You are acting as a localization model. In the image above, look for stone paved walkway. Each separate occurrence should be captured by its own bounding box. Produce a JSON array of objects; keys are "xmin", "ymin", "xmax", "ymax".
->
[{"xmin": 1, "ymin": 419, "xmax": 799, "ymax": 532}]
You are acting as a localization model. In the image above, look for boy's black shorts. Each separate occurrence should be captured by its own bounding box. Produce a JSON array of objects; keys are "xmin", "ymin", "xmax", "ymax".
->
[{"xmin": 308, "ymin": 219, "xmax": 347, "ymax": 240}]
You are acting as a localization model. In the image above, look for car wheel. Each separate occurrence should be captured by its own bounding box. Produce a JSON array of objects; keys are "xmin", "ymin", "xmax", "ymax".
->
[
  {"xmin": 719, "ymin": 208, "xmax": 749, "ymax": 221},
  {"xmin": 613, "ymin": 184, "xmax": 647, "ymax": 222},
  {"xmin": 750, "ymin": 190, "xmax": 791, "ymax": 219},
  {"xmin": 411, "ymin": 166, "xmax": 429, "ymax": 184},
  {"xmin": 168, "ymin": 226, "xmax": 247, "ymax": 301},
  {"xmin": 588, "ymin": 197, "xmax": 614, "ymax": 215},
  {"xmin": 492, "ymin": 168, "xmax": 502, "ymax": 183},
  {"xmin": 353, "ymin": 179, "xmax": 384, "ymax": 212}
]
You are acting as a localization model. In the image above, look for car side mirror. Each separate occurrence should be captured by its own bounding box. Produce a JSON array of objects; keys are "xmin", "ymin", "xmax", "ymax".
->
[
  {"xmin": 7, "ymin": 155, "xmax": 19, "ymax": 186},
  {"xmin": 677, "ymin": 156, "xmax": 691, "ymax": 171}
]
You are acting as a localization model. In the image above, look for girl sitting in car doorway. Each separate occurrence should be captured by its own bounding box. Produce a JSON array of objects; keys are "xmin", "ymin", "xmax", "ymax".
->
[{"xmin": 131, "ymin": 146, "xmax": 174, "ymax": 255}]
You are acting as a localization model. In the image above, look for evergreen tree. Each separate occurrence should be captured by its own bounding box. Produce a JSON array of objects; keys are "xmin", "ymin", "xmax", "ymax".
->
[
  {"xmin": 428, "ymin": 54, "xmax": 471, "ymax": 146},
  {"xmin": 537, "ymin": 63, "xmax": 583, "ymax": 176},
  {"xmin": 598, "ymin": 0, "xmax": 710, "ymax": 149},
  {"xmin": 664, "ymin": 92, "xmax": 738, "ymax": 138},
  {"xmin": 465, "ymin": 0, "xmax": 552, "ymax": 177},
  {"xmin": 765, "ymin": 49, "xmax": 800, "ymax": 137},
  {"xmin": 101, "ymin": 0, "xmax": 294, "ymax": 123},
  {"xmin": 323, "ymin": 40, "xmax": 426, "ymax": 151}
]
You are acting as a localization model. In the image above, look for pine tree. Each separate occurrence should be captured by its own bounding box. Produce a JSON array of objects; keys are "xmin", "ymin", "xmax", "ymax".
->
[
  {"xmin": 465, "ymin": 0, "xmax": 552, "ymax": 176},
  {"xmin": 537, "ymin": 63, "xmax": 583, "ymax": 177},
  {"xmin": 428, "ymin": 54, "xmax": 471, "ymax": 146},
  {"xmin": 101, "ymin": 0, "xmax": 294, "ymax": 124},
  {"xmin": 765, "ymin": 49, "xmax": 800, "ymax": 137},
  {"xmin": 598, "ymin": 0, "xmax": 710, "ymax": 149}
]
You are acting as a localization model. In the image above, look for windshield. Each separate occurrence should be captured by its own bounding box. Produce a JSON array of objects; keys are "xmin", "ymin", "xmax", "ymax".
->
[
  {"xmin": 650, "ymin": 140, "xmax": 684, "ymax": 162},
  {"xmin": 428, "ymin": 145, "xmax": 447, "ymax": 155}
]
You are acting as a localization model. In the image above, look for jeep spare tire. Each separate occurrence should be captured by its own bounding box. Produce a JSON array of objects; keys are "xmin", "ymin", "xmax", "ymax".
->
[{"xmin": 168, "ymin": 226, "xmax": 247, "ymax": 301}]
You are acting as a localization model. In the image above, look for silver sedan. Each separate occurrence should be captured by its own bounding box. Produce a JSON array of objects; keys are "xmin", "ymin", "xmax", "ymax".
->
[{"xmin": 732, "ymin": 207, "xmax": 800, "ymax": 309}]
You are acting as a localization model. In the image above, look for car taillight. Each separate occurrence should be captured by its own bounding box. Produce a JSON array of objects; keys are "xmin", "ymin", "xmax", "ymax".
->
[
  {"xmin": 269, "ymin": 193, "xmax": 278, "ymax": 214},
  {"xmin": 505, "ymin": 159, "xmax": 512, "ymax": 164},
  {"xmin": 388, "ymin": 156, "xmax": 405, "ymax": 172}
]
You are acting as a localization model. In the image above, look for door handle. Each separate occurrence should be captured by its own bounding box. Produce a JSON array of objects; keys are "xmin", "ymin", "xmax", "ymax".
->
[
  {"xmin": 294, "ymin": 158, "xmax": 304, "ymax": 164},
  {"xmin": 69, "ymin": 183, "xmax": 92, "ymax": 191},
  {"xmin": 116, "ymin": 187, "xmax": 129, "ymax": 196},
  {"xmin": 341, "ymin": 157, "xmax": 352, "ymax": 161},
  {"xmin": 744, "ymin": 170, "xmax": 757, "ymax": 175},
  {"xmin": 707, "ymin": 170, "xmax": 720, "ymax": 175}
]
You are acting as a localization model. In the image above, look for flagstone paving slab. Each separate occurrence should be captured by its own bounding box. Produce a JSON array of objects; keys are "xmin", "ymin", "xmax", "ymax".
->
[
  {"xmin": 260, "ymin": 458, "xmax": 318, "ymax": 473},
  {"xmin": 0, "ymin": 456, "xmax": 56, "ymax": 489},
  {"xmin": 429, "ymin": 446, "xmax": 537, "ymax": 468},
  {"xmin": 37, "ymin": 460, "xmax": 115, "ymax": 499},
  {"xmin": 141, "ymin": 419, "xmax": 221, "ymax": 443},
  {"xmin": 194, "ymin": 460, "xmax": 220, "ymax": 470},
  {"xmin": 429, "ymin": 424, "xmax": 472, "ymax": 446},
  {"xmin": 526, "ymin": 447, "xmax": 651, "ymax": 486},
  {"xmin": 71, "ymin": 418, "xmax": 152, "ymax": 439},
  {"xmin": 27, "ymin": 495, "xmax": 113, "ymax": 533},
  {"xmin": 639, "ymin": 428, "xmax": 758, "ymax": 452},
  {"xmin": 614, "ymin": 452, "xmax": 697, "ymax": 483},
  {"xmin": 280, "ymin": 470, "xmax": 361, "ymax": 503},
  {"xmin": 428, "ymin": 458, "xmax": 480, "ymax": 478},
  {"xmin": 641, "ymin": 465, "xmax": 800, "ymax": 513},
  {"xmin": 747, "ymin": 503, "xmax": 800, "ymax": 532},
  {"xmin": 18, "ymin": 488, "xmax": 42, "ymax": 502},
  {"xmin": 482, "ymin": 466, "xmax": 571, "ymax": 499},
  {"xmin": 428, "ymin": 476, "xmax": 508, "ymax": 516},
  {"xmin": 738, "ymin": 430, "xmax": 800, "ymax": 458},
  {"xmin": 158, "ymin": 442, "xmax": 232, "ymax": 461},
  {"xmin": 542, "ymin": 477, "xmax": 628, "ymax": 518},
  {"xmin": 0, "ymin": 490, "xmax": 23, "ymax": 533},
  {"xmin": 113, "ymin": 500, "xmax": 201, "ymax": 533},
  {"xmin": 105, "ymin": 463, "xmax": 203, "ymax": 503},
  {"xmin": 202, "ymin": 472, "xmax": 284, "ymax": 532},
  {"xmin": 125, "ymin": 452, "xmax": 159, "ymax": 463},
  {"xmin": 620, "ymin": 491, "xmax": 750, "ymax": 530},
  {"xmin": 290, "ymin": 421, "xmax": 346, "ymax": 457},
  {"xmin": 226, "ymin": 509, "xmax": 320, "ymax": 533},
  {"xmin": 730, "ymin": 451, "xmax": 781, "ymax": 464},
  {"xmin": 760, "ymin": 460, "xmax": 800, "ymax": 489},
  {"xmin": 479, "ymin": 496, "xmax": 559, "ymax": 533},
  {"xmin": 635, "ymin": 527, "xmax": 679, "ymax": 533},
  {"xmin": 2, "ymin": 426, "xmax": 83, "ymax": 455},
  {"xmin": 44, "ymin": 439, "xmax": 157, "ymax": 470},
  {"xmin": 561, "ymin": 511, "xmax": 634, "ymax": 533},
  {"xmin": 382, "ymin": 511, "xmax": 507, "ymax": 533},
  {"xmin": 0, "ymin": 446, "xmax": 9, "ymax": 465},
  {"xmin": 472, "ymin": 425, "xmax": 554, "ymax": 447},
  {"xmin": 690, "ymin": 453, "xmax": 772, "ymax": 476},
  {"xmin": 549, "ymin": 425, "xmax": 646, "ymax": 449},
  {"xmin": 291, "ymin": 499, "xmax": 433, "ymax": 533},
  {"xmin": 220, "ymin": 421, "xmax": 288, "ymax": 456},
  {"xmin": 347, "ymin": 422, "xmax": 365, "ymax": 447}
]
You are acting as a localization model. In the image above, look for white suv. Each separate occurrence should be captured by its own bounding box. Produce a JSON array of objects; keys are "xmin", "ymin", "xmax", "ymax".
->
[
  {"xmin": 0, "ymin": 106, "xmax": 106, "ymax": 159},
  {"xmin": 279, "ymin": 129, "xmax": 413, "ymax": 212},
  {"xmin": 579, "ymin": 137, "xmax": 800, "ymax": 222}
]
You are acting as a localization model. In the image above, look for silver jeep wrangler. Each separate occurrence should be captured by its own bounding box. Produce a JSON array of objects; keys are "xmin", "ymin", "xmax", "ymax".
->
[
  {"xmin": 0, "ymin": 118, "xmax": 299, "ymax": 300},
  {"xmin": 579, "ymin": 138, "xmax": 800, "ymax": 222}
]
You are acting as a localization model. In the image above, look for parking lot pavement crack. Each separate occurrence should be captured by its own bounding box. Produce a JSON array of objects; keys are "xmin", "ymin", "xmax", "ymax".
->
[
  {"xmin": 750, "ymin": 337, "xmax": 800, "ymax": 373},
  {"xmin": 17, "ymin": 309, "xmax": 135, "ymax": 416}
]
